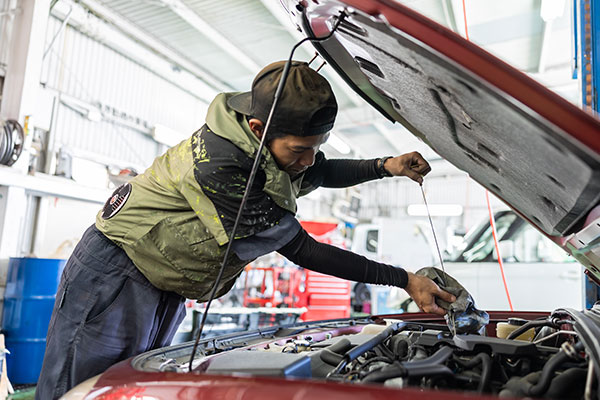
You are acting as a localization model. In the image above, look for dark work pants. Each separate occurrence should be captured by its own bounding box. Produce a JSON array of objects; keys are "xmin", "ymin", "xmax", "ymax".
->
[{"xmin": 36, "ymin": 225, "xmax": 186, "ymax": 400}]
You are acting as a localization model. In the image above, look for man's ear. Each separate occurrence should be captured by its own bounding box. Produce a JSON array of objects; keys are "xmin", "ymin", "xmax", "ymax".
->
[{"xmin": 248, "ymin": 118, "xmax": 264, "ymax": 139}]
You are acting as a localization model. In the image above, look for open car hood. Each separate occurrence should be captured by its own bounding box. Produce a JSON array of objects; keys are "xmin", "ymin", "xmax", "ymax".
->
[{"xmin": 285, "ymin": 0, "xmax": 600, "ymax": 283}]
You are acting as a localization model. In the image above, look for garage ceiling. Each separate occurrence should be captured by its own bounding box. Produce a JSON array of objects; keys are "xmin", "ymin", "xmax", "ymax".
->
[{"xmin": 70, "ymin": 0, "xmax": 577, "ymax": 161}]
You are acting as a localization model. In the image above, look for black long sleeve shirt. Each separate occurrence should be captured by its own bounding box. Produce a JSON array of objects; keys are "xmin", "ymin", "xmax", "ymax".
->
[{"xmin": 194, "ymin": 128, "xmax": 408, "ymax": 288}]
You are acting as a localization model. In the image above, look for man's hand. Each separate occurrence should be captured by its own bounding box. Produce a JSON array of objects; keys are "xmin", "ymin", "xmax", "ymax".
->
[
  {"xmin": 383, "ymin": 152, "xmax": 431, "ymax": 184},
  {"xmin": 404, "ymin": 272, "xmax": 456, "ymax": 316}
]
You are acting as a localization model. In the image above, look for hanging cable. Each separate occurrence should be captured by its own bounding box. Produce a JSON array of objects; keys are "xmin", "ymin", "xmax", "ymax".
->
[
  {"xmin": 187, "ymin": 9, "xmax": 347, "ymax": 373},
  {"xmin": 486, "ymin": 191, "xmax": 513, "ymax": 311},
  {"xmin": 462, "ymin": 0, "xmax": 470, "ymax": 40}
]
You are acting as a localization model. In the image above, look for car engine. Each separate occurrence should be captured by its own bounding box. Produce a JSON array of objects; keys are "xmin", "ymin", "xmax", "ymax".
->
[{"xmin": 133, "ymin": 306, "xmax": 600, "ymax": 399}]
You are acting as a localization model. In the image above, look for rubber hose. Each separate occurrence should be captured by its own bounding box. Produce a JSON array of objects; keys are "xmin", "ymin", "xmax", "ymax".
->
[
  {"xmin": 527, "ymin": 342, "xmax": 584, "ymax": 397},
  {"xmin": 362, "ymin": 346, "xmax": 454, "ymax": 383},
  {"xmin": 345, "ymin": 322, "xmax": 406, "ymax": 362},
  {"xmin": 403, "ymin": 346, "xmax": 454, "ymax": 377},
  {"xmin": 328, "ymin": 322, "xmax": 408, "ymax": 378},
  {"xmin": 361, "ymin": 362, "xmax": 407, "ymax": 382},
  {"xmin": 454, "ymin": 353, "xmax": 492, "ymax": 392},
  {"xmin": 0, "ymin": 123, "xmax": 9, "ymax": 165},
  {"xmin": 320, "ymin": 349, "xmax": 344, "ymax": 366},
  {"xmin": 5, "ymin": 121, "xmax": 14, "ymax": 164},
  {"xmin": 361, "ymin": 356, "xmax": 394, "ymax": 370},
  {"xmin": 320, "ymin": 339, "xmax": 352, "ymax": 366},
  {"xmin": 475, "ymin": 354, "xmax": 492, "ymax": 393},
  {"xmin": 363, "ymin": 363, "xmax": 454, "ymax": 383},
  {"xmin": 545, "ymin": 367, "xmax": 587, "ymax": 399},
  {"xmin": 506, "ymin": 319, "xmax": 553, "ymax": 340},
  {"xmin": 2, "ymin": 121, "xmax": 14, "ymax": 165},
  {"xmin": 378, "ymin": 343, "xmax": 395, "ymax": 360},
  {"xmin": 0, "ymin": 127, "xmax": 7, "ymax": 165},
  {"xmin": 4, "ymin": 121, "xmax": 16, "ymax": 165}
]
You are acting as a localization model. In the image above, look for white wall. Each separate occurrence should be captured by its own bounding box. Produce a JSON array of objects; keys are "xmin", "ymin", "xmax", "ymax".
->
[{"xmin": 32, "ymin": 197, "xmax": 101, "ymax": 259}]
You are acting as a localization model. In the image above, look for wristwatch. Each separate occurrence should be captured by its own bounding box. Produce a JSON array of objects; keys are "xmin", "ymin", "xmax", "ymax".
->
[{"xmin": 376, "ymin": 156, "xmax": 394, "ymax": 178}]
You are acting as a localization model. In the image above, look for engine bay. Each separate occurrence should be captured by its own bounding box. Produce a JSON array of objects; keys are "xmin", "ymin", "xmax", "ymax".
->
[{"xmin": 133, "ymin": 307, "xmax": 600, "ymax": 399}]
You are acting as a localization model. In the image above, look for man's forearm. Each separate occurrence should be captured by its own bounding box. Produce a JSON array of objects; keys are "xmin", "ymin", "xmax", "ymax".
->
[
  {"xmin": 320, "ymin": 158, "xmax": 384, "ymax": 187},
  {"xmin": 278, "ymin": 228, "xmax": 408, "ymax": 288}
]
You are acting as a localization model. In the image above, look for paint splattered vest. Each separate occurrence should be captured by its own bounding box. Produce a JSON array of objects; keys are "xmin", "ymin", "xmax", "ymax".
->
[{"xmin": 96, "ymin": 93, "xmax": 303, "ymax": 300}]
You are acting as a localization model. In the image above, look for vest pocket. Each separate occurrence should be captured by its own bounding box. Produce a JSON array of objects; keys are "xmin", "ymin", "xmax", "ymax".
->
[{"xmin": 149, "ymin": 216, "xmax": 246, "ymax": 287}]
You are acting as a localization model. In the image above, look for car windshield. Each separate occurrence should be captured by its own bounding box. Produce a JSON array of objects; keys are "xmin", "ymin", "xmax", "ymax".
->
[
  {"xmin": 462, "ymin": 213, "xmax": 517, "ymax": 262},
  {"xmin": 436, "ymin": 211, "xmax": 582, "ymax": 311},
  {"xmin": 450, "ymin": 212, "xmax": 576, "ymax": 265},
  {"xmin": 447, "ymin": 217, "xmax": 489, "ymax": 261}
]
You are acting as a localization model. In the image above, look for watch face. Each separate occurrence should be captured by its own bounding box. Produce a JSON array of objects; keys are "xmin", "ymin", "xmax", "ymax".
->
[{"xmin": 378, "ymin": 156, "xmax": 392, "ymax": 177}]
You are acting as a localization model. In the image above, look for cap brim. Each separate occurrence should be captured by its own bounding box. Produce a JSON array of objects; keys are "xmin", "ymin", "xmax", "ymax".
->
[{"xmin": 227, "ymin": 91, "xmax": 253, "ymax": 115}]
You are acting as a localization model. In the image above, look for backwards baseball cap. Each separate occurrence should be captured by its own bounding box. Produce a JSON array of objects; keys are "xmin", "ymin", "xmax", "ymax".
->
[{"xmin": 227, "ymin": 60, "xmax": 338, "ymax": 137}]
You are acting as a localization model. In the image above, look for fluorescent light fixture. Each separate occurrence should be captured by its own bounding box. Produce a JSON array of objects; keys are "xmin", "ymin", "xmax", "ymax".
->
[
  {"xmin": 86, "ymin": 109, "xmax": 102, "ymax": 122},
  {"xmin": 327, "ymin": 132, "xmax": 351, "ymax": 154},
  {"xmin": 152, "ymin": 124, "xmax": 187, "ymax": 147},
  {"xmin": 407, "ymin": 204, "xmax": 463, "ymax": 217},
  {"xmin": 60, "ymin": 96, "xmax": 103, "ymax": 122},
  {"xmin": 540, "ymin": 0, "xmax": 565, "ymax": 22}
]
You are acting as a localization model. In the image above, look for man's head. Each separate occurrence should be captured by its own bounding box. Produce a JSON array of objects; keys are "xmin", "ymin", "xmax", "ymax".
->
[{"xmin": 227, "ymin": 60, "xmax": 338, "ymax": 176}]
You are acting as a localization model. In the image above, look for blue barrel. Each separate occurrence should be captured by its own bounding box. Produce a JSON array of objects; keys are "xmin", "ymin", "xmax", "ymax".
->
[{"xmin": 2, "ymin": 257, "xmax": 66, "ymax": 384}]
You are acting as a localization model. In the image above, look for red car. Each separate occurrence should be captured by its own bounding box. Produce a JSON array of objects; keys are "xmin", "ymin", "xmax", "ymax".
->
[{"xmin": 63, "ymin": 1, "xmax": 600, "ymax": 399}]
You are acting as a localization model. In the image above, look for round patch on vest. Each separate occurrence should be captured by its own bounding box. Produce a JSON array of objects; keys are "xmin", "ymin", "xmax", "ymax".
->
[{"xmin": 101, "ymin": 183, "xmax": 132, "ymax": 220}]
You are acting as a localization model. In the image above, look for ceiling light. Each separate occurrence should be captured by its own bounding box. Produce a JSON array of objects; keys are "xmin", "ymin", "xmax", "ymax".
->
[
  {"xmin": 407, "ymin": 204, "xmax": 463, "ymax": 217},
  {"xmin": 86, "ymin": 109, "xmax": 102, "ymax": 122}
]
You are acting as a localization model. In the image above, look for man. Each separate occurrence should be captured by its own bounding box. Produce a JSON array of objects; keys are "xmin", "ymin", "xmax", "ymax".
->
[{"xmin": 36, "ymin": 60, "xmax": 455, "ymax": 399}]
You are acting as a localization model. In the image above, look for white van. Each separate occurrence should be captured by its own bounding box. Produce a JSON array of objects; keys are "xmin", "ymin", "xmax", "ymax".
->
[{"xmin": 352, "ymin": 211, "xmax": 585, "ymax": 312}]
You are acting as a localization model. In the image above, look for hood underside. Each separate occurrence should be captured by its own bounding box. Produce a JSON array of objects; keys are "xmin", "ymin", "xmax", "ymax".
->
[{"xmin": 287, "ymin": 0, "xmax": 600, "ymax": 238}]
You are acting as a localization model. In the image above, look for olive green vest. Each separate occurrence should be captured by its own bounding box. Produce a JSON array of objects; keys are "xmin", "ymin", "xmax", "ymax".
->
[{"xmin": 96, "ymin": 93, "xmax": 304, "ymax": 300}]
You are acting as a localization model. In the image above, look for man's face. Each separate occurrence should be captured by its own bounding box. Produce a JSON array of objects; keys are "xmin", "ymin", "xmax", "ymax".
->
[
  {"xmin": 267, "ymin": 133, "xmax": 329, "ymax": 177},
  {"xmin": 248, "ymin": 118, "xmax": 329, "ymax": 177}
]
